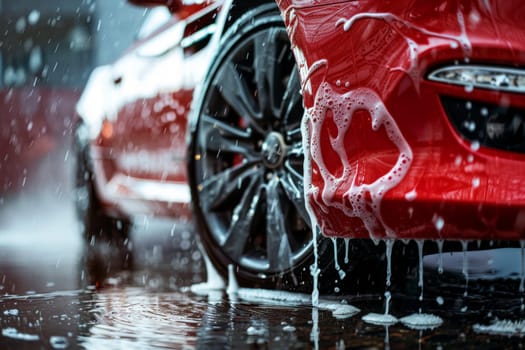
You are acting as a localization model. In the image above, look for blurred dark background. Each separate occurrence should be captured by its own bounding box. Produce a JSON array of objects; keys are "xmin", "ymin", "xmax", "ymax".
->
[{"xmin": 0, "ymin": 0, "xmax": 146, "ymax": 206}]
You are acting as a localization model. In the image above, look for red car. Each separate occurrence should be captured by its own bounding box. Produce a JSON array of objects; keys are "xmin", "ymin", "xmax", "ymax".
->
[{"xmin": 75, "ymin": 0, "xmax": 525, "ymax": 290}]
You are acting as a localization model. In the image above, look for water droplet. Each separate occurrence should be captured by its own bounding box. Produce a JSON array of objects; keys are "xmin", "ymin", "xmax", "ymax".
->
[
  {"xmin": 28, "ymin": 10, "xmax": 40, "ymax": 25},
  {"xmin": 434, "ymin": 216, "xmax": 445, "ymax": 232}
]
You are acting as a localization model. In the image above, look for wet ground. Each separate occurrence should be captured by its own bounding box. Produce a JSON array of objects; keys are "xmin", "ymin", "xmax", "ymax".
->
[
  {"xmin": 2, "ymin": 187, "xmax": 525, "ymax": 348},
  {"xmin": 0, "ymin": 201, "xmax": 524, "ymax": 349}
]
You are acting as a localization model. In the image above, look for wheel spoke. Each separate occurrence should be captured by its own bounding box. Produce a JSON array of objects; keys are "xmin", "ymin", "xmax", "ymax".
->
[
  {"xmin": 286, "ymin": 125, "xmax": 302, "ymax": 144},
  {"xmin": 279, "ymin": 172, "xmax": 309, "ymax": 223},
  {"xmin": 284, "ymin": 159, "xmax": 303, "ymax": 183},
  {"xmin": 199, "ymin": 161, "xmax": 262, "ymax": 211},
  {"xmin": 201, "ymin": 115, "xmax": 259, "ymax": 161},
  {"xmin": 202, "ymin": 114, "xmax": 252, "ymax": 140},
  {"xmin": 280, "ymin": 68, "xmax": 301, "ymax": 121},
  {"xmin": 194, "ymin": 18, "xmax": 310, "ymax": 276},
  {"xmin": 253, "ymin": 29, "xmax": 282, "ymax": 118},
  {"xmin": 215, "ymin": 62, "xmax": 265, "ymax": 134},
  {"xmin": 266, "ymin": 177, "xmax": 293, "ymax": 270},
  {"xmin": 222, "ymin": 177, "xmax": 263, "ymax": 260},
  {"xmin": 286, "ymin": 141, "xmax": 303, "ymax": 158}
]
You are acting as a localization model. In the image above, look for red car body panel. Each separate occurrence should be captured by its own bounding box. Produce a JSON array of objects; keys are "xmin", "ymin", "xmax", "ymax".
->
[
  {"xmin": 77, "ymin": 2, "xmax": 222, "ymax": 218},
  {"xmin": 277, "ymin": 0, "xmax": 525, "ymax": 240}
]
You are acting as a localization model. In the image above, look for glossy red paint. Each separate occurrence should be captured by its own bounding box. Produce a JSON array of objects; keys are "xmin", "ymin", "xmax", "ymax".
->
[
  {"xmin": 277, "ymin": 0, "xmax": 525, "ymax": 240},
  {"xmin": 129, "ymin": 0, "xmax": 209, "ymax": 19},
  {"xmin": 79, "ymin": 2, "xmax": 221, "ymax": 218}
]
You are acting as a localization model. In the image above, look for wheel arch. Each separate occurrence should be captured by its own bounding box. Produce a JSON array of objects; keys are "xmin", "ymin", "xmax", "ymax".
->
[{"xmin": 224, "ymin": 0, "xmax": 278, "ymax": 34}]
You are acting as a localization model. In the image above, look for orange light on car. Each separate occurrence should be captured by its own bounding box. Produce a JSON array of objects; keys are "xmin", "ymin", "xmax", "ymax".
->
[{"xmin": 101, "ymin": 119, "xmax": 114, "ymax": 139}]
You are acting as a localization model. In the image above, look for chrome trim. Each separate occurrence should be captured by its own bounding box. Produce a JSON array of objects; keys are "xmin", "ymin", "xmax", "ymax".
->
[{"xmin": 428, "ymin": 65, "xmax": 525, "ymax": 94}]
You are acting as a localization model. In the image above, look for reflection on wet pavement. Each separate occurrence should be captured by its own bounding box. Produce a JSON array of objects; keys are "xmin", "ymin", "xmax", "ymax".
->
[{"xmin": 1, "ymin": 193, "xmax": 525, "ymax": 348}]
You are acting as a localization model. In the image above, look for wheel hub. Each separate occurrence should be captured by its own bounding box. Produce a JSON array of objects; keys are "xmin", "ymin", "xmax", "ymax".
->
[{"xmin": 261, "ymin": 131, "xmax": 286, "ymax": 169}]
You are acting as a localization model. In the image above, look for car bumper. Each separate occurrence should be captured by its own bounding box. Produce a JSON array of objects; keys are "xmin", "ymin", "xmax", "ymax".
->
[{"xmin": 278, "ymin": 0, "xmax": 525, "ymax": 240}]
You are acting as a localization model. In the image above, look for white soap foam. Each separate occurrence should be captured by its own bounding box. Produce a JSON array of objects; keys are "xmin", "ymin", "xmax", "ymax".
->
[
  {"xmin": 226, "ymin": 264, "xmax": 239, "ymax": 297},
  {"xmin": 473, "ymin": 319, "xmax": 525, "ymax": 336},
  {"xmin": 190, "ymin": 246, "xmax": 225, "ymax": 296},
  {"xmin": 304, "ymin": 82, "xmax": 413, "ymax": 241},
  {"xmin": 2, "ymin": 327, "xmax": 39, "ymax": 341},
  {"xmin": 344, "ymin": 238, "xmax": 350, "ymax": 264},
  {"xmin": 405, "ymin": 189, "xmax": 417, "ymax": 201},
  {"xmin": 282, "ymin": 5, "xmax": 480, "ymax": 305},
  {"xmin": 246, "ymin": 326, "xmax": 266, "ymax": 336},
  {"xmin": 237, "ymin": 287, "xmax": 359, "ymax": 319},
  {"xmin": 362, "ymin": 313, "xmax": 398, "ymax": 326},
  {"xmin": 400, "ymin": 313, "xmax": 443, "ymax": 330},
  {"xmin": 237, "ymin": 288, "xmax": 313, "ymax": 306},
  {"xmin": 318, "ymin": 302, "xmax": 360, "ymax": 319}
]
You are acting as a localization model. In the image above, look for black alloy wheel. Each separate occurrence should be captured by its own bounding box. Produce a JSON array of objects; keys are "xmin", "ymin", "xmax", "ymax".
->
[
  {"xmin": 189, "ymin": 5, "xmax": 323, "ymax": 290},
  {"xmin": 189, "ymin": 4, "xmax": 393, "ymax": 293}
]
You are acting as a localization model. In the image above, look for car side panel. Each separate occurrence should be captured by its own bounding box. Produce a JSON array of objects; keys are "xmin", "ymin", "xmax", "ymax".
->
[
  {"xmin": 81, "ymin": 3, "xmax": 222, "ymax": 217},
  {"xmin": 277, "ymin": 0, "xmax": 525, "ymax": 240}
]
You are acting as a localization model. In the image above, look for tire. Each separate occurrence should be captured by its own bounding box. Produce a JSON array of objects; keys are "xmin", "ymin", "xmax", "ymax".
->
[
  {"xmin": 188, "ymin": 4, "xmax": 344, "ymax": 292},
  {"xmin": 73, "ymin": 123, "xmax": 130, "ymax": 246}
]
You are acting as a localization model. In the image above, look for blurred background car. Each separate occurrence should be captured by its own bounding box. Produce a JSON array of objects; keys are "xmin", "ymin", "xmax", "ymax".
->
[
  {"xmin": 75, "ymin": 0, "xmax": 355, "ymax": 293},
  {"xmin": 74, "ymin": 0, "xmax": 222, "ymax": 235}
]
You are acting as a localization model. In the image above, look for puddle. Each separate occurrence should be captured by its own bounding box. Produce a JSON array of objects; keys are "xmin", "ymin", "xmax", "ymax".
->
[{"xmin": 1, "ymin": 197, "xmax": 525, "ymax": 348}]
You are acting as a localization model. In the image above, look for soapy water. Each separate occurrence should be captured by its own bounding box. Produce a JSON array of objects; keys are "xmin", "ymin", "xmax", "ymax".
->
[
  {"xmin": 362, "ymin": 291, "xmax": 399, "ymax": 326},
  {"xmin": 304, "ymin": 81, "xmax": 413, "ymax": 241},
  {"xmin": 301, "ymin": 81, "xmax": 414, "ymax": 308},
  {"xmin": 301, "ymin": 7, "xmax": 475, "ymax": 239},
  {"xmin": 400, "ymin": 313, "xmax": 443, "ymax": 330},
  {"xmin": 474, "ymin": 319, "xmax": 525, "ymax": 336},
  {"xmin": 281, "ymin": 2, "xmax": 497, "ymax": 323},
  {"xmin": 3, "ymin": 4, "xmax": 524, "ymax": 347}
]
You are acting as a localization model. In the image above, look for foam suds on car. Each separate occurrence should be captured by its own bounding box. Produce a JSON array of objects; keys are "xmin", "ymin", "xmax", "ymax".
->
[
  {"xmin": 283, "ymin": 3, "xmax": 483, "ymax": 327},
  {"xmin": 304, "ymin": 81, "xmax": 413, "ymax": 240},
  {"xmin": 300, "ymin": 79, "xmax": 414, "ymax": 310}
]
